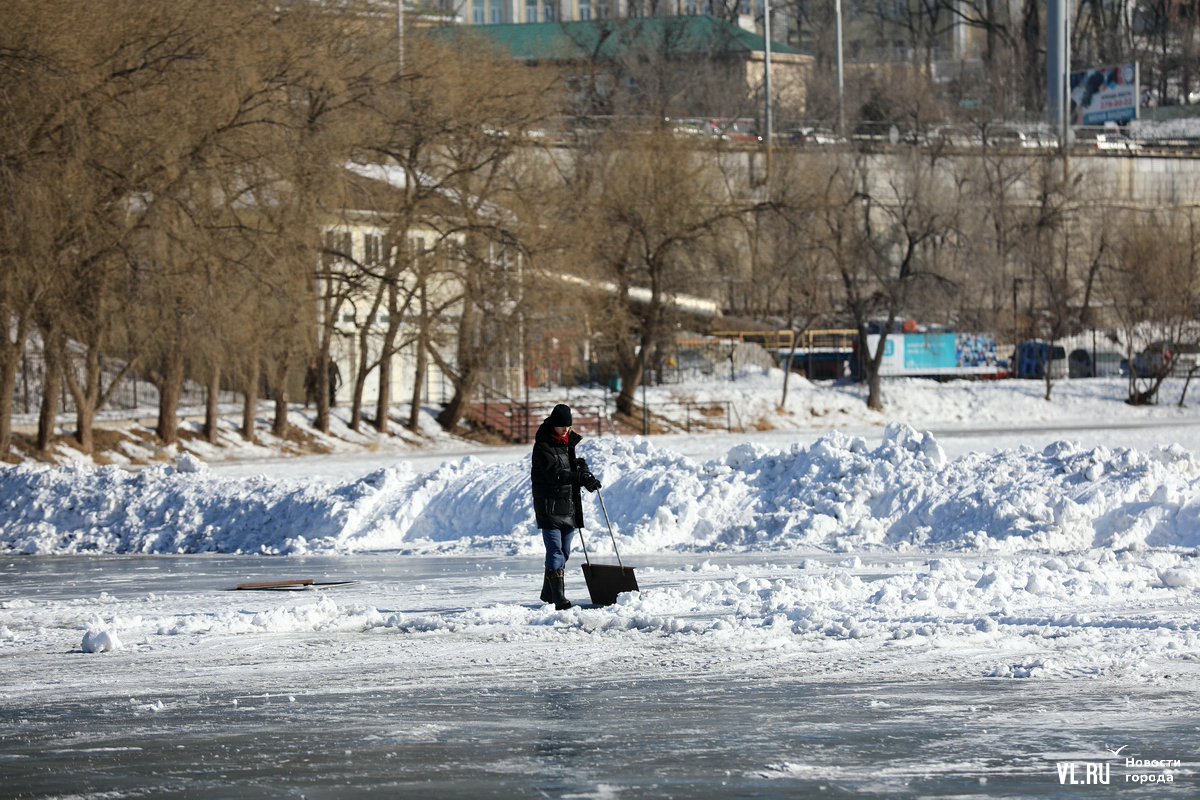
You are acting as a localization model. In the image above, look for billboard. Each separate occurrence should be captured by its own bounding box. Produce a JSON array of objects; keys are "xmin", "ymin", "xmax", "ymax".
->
[{"xmin": 1070, "ymin": 63, "xmax": 1139, "ymax": 125}]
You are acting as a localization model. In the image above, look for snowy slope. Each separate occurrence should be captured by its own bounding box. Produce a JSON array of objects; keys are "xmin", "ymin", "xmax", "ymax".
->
[{"xmin": 4, "ymin": 422, "xmax": 1198, "ymax": 556}]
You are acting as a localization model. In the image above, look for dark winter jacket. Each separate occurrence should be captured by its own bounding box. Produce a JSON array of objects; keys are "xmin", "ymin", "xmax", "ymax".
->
[{"xmin": 530, "ymin": 421, "xmax": 585, "ymax": 530}]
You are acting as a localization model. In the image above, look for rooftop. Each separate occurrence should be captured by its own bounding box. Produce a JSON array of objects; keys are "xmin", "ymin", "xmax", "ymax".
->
[{"xmin": 437, "ymin": 15, "xmax": 801, "ymax": 61}]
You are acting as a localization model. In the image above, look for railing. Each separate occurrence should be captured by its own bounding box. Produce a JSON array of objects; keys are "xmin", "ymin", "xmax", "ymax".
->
[
  {"xmin": 624, "ymin": 400, "xmax": 738, "ymax": 435},
  {"xmin": 469, "ymin": 385, "xmax": 752, "ymax": 441},
  {"xmin": 470, "ymin": 384, "xmax": 637, "ymax": 443}
]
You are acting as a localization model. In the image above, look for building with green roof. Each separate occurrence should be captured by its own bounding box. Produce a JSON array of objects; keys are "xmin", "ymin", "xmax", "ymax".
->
[{"xmin": 439, "ymin": 15, "xmax": 811, "ymax": 119}]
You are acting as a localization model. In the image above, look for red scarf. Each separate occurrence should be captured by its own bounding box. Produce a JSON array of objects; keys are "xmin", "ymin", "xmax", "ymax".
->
[{"xmin": 551, "ymin": 430, "xmax": 570, "ymax": 445}]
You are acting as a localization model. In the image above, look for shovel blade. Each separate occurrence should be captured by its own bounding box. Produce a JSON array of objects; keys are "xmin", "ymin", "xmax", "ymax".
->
[{"xmin": 581, "ymin": 563, "xmax": 639, "ymax": 606}]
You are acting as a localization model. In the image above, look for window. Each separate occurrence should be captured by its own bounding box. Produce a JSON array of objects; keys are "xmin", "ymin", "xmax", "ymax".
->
[
  {"xmin": 544, "ymin": 0, "xmax": 557, "ymax": 21},
  {"xmin": 322, "ymin": 230, "xmax": 352, "ymax": 269},
  {"xmin": 525, "ymin": 0, "xmax": 538, "ymax": 22},
  {"xmin": 473, "ymin": 0, "xmax": 485, "ymax": 23},
  {"xmin": 363, "ymin": 233, "xmax": 384, "ymax": 268},
  {"xmin": 579, "ymin": 0, "xmax": 591, "ymax": 18},
  {"xmin": 684, "ymin": 0, "xmax": 697, "ymax": 14},
  {"xmin": 490, "ymin": 0, "xmax": 503, "ymax": 23}
]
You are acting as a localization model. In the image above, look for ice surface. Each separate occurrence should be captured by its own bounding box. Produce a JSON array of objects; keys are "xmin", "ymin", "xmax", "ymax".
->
[
  {"xmin": 2, "ymin": 554, "xmax": 1198, "ymax": 797},
  {"xmin": 4, "ymin": 379, "xmax": 1200, "ymax": 796}
]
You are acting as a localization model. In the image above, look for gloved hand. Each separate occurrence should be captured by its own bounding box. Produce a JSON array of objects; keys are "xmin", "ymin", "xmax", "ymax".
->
[
  {"xmin": 581, "ymin": 472, "xmax": 602, "ymax": 493},
  {"xmin": 573, "ymin": 457, "xmax": 589, "ymax": 472}
]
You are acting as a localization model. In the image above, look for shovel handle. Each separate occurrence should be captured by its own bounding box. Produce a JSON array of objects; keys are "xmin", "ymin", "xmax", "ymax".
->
[
  {"xmin": 596, "ymin": 489, "xmax": 623, "ymax": 568},
  {"xmin": 577, "ymin": 525, "xmax": 592, "ymax": 565}
]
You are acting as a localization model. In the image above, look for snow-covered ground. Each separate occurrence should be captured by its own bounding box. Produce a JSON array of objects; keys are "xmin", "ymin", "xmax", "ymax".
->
[{"xmin": 3, "ymin": 371, "xmax": 1200, "ymax": 796}]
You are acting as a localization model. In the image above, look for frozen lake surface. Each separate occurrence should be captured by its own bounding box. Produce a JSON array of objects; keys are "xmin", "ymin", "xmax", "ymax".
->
[
  {"xmin": 2, "ymin": 554, "xmax": 1197, "ymax": 798},
  {"xmin": 6, "ymin": 380, "xmax": 1200, "ymax": 797}
]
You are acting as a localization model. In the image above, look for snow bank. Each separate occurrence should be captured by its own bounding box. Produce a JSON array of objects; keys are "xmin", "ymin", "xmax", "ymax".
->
[{"xmin": 3, "ymin": 424, "xmax": 1199, "ymax": 556}]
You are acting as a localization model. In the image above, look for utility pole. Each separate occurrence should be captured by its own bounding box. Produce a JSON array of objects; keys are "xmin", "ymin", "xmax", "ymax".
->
[
  {"xmin": 397, "ymin": 0, "xmax": 405, "ymax": 74},
  {"xmin": 763, "ymin": 0, "xmax": 773, "ymax": 150},
  {"xmin": 835, "ymin": 0, "xmax": 845, "ymax": 136},
  {"xmin": 1047, "ymin": 0, "xmax": 1069, "ymax": 148}
]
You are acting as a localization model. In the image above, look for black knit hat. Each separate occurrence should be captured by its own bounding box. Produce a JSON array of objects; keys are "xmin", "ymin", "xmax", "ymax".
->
[{"xmin": 547, "ymin": 404, "xmax": 572, "ymax": 427}]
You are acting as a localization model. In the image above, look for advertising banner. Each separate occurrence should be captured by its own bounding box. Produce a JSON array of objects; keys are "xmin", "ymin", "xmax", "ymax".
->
[
  {"xmin": 868, "ymin": 332, "xmax": 957, "ymax": 376},
  {"xmin": 1071, "ymin": 63, "xmax": 1138, "ymax": 125}
]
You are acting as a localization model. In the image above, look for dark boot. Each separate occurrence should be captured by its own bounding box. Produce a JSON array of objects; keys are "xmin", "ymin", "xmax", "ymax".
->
[
  {"xmin": 540, "ymin": 571, "xmax": 553, "ymax": 604},
  {"xmin": 550, "ymin": 568, "xmax": 572, "ymax": 610}
]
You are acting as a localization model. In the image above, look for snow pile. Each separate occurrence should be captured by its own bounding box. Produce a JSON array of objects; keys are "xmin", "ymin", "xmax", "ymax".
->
[
  {"xmin": 81, "ymin": 628, "xmax": 122, "ymax": 653},
  {"xmin": 3, "ymin": 423, "xmax": 1199, "ymax": 556}
]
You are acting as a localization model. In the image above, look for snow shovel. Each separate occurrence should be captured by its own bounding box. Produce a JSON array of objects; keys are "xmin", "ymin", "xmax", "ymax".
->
[{"xmin": 578, "ymin": 489, "xmax": 638, "ymax": 606}]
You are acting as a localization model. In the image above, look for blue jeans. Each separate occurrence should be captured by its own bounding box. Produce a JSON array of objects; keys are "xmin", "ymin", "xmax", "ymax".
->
[{"xmin": 542, "ymin": 528, "xmax": 576, "ymax": 572}]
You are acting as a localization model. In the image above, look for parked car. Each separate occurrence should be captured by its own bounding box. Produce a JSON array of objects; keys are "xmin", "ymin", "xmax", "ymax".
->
[
  {"xmin": 789, "ymin": 127, "xmax": 841, "ymax": 145},
  {"xmin": 1068, "ymin": 348, "xmax": 1128, "ymax": 378},
  {"xmin": 1094, "ymin": 132, "xmax": 1141, "ymax": 151},
  {"xmin": 984, "ymin": 128, "xmax": 1029, "ymax": 148},
  {"xmin": 709, "ymin": 119, "xmax": 760, "ymax": 143},
  {"xmin": 669, "ymin": 117, "xmax": 709, "ymax": 139},
  {"xmin": 1132, "ymin": 341, "xmax": 1200, "ymax": 377}
]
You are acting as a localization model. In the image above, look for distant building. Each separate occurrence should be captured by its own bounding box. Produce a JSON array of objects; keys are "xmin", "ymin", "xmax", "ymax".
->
[
  {"xmin": 438, "ymin": 0, "xmax": 770, "ymax": 30},
  {"xmin": 442, "ymin": 15, "xmax": 812, "ymax": 119}
]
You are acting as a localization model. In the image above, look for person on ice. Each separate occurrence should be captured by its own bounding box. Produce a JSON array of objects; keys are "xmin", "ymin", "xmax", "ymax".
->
[{"xmin": 530, "ymin": 403, "xmax": 601, "ymax": 609}]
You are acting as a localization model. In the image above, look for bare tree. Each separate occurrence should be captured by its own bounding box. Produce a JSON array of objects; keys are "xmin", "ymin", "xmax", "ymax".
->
[
  {"xmin": 1104, "ymin": 208, "xmax": 1200, "ymax": 406},
  {"xmin": 1006, "ymin": 156, "xmax": 1089, "ymax": 401},
  {"xmin": 815, "ymin": 150, "xmax": 961, "ymax": 410},
  {"xmin": 367, "ymin": 33, "xmax": 558, "ymax": 432},
  {"xmin": 568, "ymin": 126, "xmax": 742, "ymax": 416},
  {"xmin": 760, "ymin": 152, "xmax": 835, "ymax": 408}
]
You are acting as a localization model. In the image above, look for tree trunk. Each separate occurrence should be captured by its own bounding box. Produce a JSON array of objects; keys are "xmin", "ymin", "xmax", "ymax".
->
[
  {"xmin": 314, "ymin": 345, "xmax": 331, "ymax": 434},
  {"xmin": 0, "ymin": 356, "xmax": 17, "ymax": 461},
  {"xmin": 615, "ymin": 357, "xmax": 643, "ymax": 416},
  {"xmin": 242, "ymin": 350, "xmax": 260, "ymax": 443},
  {"xmin": 374, "ymin": 344, "xmax": 393, "ymax": 435},
  {"xmin": 272, "ymin": 357, "xmax": 291, "ymax": 437},
  {"xmin": 866, "ymin": 370, "xmax": 883, "ymax": 411},
  {"xmin": 859, "ymin": 326, "xmax": 886, "ymax": 412},
  {"xmin": 0, "ymin": 313, "xmax": 32, "ymax": 460},
  {"xmin": 1179, "ymin": 366, "xmax": 1198, "ymax": 408},
  {"xmin": 349, "ymin": 346, "xmax": 369, "ymax": 433},
  {"xmin": 72, "ymin": 344, "xmax": 104, "ymax": 455},
  {"xmin": 36, "ymin": 329, "xmax": 63, "ymax": 453},
  {"xmin": 1042, "ymin": 340, "xmax": 1055, "ymax": 402},
  {"xmin": 374, "ymin": 290, "xmax": 405, "ymax": 434},
  {"xmin": 778, "ymin": 329, "xmax": 797, "ymax": 411},
  {"xmin": 436, "ymin": 379, "xmax": 476, "ymax": 431},
  {"xmin": 64, "ymin": 337, "xmax": 137, "ymax": 455},
  {"xmin": 406, "ymin": 280, "xmax": 430, "ymax": 432},
  {"xmin": 351, "ymin": 277, "xmax": 392, "ymax": 433},
  {"xmin": 204, "ymin": 361, "xmax": 221, "ymax": 444},
  {"xmin": 407, "ymin": 333, "xmax": 428, "ymax": 432},
  {"xmin": 156, "ymin": 345, "xmax": 185, "ymax": 446}
]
